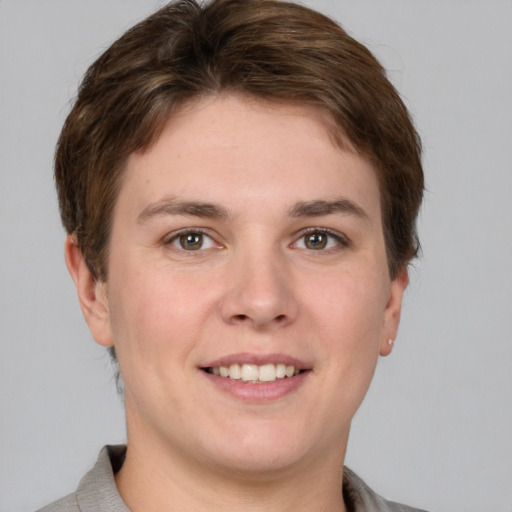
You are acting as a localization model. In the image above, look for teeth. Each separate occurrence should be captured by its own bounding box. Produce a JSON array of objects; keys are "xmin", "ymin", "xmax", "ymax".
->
[
  {"xmin": 229, "ymin": 363, "xmax": 242, "ymax": 380},
  {"xmin": 258, "ymin": 364, "xmax": 276, "ymax": 382},
  {"xmin": 241, "ymin": 364, "xmax": 259, "ymax": 381},
  {"xmin": 276, "ymin": 363, "xmax": 286, "ymax": 378},
  {"xmin": 210, "ymin": 363, "xmax": 302, "ymax": 383}
]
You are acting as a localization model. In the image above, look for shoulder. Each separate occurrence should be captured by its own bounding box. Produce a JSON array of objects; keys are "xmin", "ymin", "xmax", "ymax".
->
[
  {"xmin": 343, "ymin": 467, "xmax": 429, "ymax": 512},
  {"xmin": 35, "ymin": 445, "xmax": 128, "ymax": 512},
  {"xmin": 36, "ymin": 492, "xmax": 79, "ymax": 512}
]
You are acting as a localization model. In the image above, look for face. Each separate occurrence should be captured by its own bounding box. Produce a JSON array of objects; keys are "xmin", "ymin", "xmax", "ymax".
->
[{"xmin": 70, "ymin": 95, "xmax": 407, "ymax": 477}]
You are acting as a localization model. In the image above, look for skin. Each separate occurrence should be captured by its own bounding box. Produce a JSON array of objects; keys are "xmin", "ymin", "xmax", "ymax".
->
[{"xmin": 66, "ymin": 94, "xmax": 408, "ymax": 512}]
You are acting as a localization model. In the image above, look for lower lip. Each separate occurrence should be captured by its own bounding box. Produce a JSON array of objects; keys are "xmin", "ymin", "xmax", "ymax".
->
[{"xmin": 201, "ymin": 370, "xmax": 310, "ymax": 402}]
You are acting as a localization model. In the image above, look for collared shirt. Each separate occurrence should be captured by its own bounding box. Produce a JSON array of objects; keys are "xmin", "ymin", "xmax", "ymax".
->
[{"xmin": 37, "ymin": 445, "xmax": 428, "ymax": 512}]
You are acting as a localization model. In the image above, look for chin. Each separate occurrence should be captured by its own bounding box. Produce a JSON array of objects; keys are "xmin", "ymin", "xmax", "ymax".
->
[
  {"xmin": 212, "ymin": 450, "xmax": 304, "ymax": 478},
  {"xmin": 199, "ymin": 421, "xmax": 320, "ymax": 477}
]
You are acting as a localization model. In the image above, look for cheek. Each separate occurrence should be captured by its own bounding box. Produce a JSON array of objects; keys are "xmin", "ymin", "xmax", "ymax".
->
[
  {"xmin": 296, "ymin": 270, "xmax": 388, "ymax": 447},
  {"xmin": 105, "ymin": 272, "xmax": 194, "ymax": 407},
  {"xmin": 106, "ymin": 264, "xmax": 216, "ymax": 362},
  {"xmin": 311, "ymin": 267, "xmax": 388, "ymax": 338},
  {"xmin": 309, "ymin": 267, "xmax": 389, "ymax": 386}
]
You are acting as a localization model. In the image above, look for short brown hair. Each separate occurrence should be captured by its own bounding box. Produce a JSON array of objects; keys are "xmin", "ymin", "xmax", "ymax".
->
[{"xmin": 55, "ymin": 0, "xmax": 423, "ymax": 281}]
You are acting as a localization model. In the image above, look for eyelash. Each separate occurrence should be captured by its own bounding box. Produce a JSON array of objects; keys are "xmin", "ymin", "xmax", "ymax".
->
[
  {"xmin": 162, "ymin": 227, "xmax": 350, "ymax": 253},
  {"xmin": 293, "ymin": 228, "xmax": 350, "ymax": 252},
  {"xmin": 163, "ymin": 228, "xmax": 219, "ymax": 252}
]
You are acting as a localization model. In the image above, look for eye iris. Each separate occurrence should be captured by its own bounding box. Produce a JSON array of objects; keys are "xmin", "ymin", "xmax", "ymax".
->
[
  {"xmin": 180, "ymin": 233, "xmax": 203, "ymax": 250},
  {"xmin": 305, "ymin": 232, "xmax": 328, "ymax": 250}
]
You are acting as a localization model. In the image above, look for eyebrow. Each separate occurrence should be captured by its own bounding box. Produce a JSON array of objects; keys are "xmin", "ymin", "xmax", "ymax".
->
[
  {"xmin": 137, "ymin": 197, "xmax": 229, "ymax": 224},
  {"xmin": 288, "ymin": 199, "xmax": 369, "ymax": 220},
  {"xmin": 137, "ymin": 197, "xmax": 368, "ymax": 224}
]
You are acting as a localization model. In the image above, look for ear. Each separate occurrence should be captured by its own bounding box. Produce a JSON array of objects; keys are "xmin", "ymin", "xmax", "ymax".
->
[
  {"xmin": 379, "ymin": 267, "xmax": 409, "ymax": 356},
  {"xmin": 64, "ymin": 235, "xmax": 114, "ymax": 348}
]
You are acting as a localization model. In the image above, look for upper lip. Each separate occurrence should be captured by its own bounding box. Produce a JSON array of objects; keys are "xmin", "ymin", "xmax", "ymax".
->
[{"xmin": 201, "ymin": 352, "xmax": 311, "ymax": 370}]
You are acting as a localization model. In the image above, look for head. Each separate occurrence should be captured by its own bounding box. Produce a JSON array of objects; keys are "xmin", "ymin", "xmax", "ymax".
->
[
  {"xmin": 58, "ymin": 0, "xmax": 424, "ymax": 479},
  {"xmin": 56, "ymin": 0, "xmax": 423, "ymax": 285}
]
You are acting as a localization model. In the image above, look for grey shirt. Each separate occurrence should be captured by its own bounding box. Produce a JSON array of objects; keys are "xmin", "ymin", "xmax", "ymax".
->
[{"xmin": 37, "ymin": 445, "xmax": 427, "ymax": 512}]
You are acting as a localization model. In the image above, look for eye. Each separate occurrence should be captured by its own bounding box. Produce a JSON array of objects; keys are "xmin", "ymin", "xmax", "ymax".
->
[
  {"xmin": 294, "ymin": 229, "xmax": 347, "ymax": 251},
  {"xmin": 167, "ymin": 230, "xmax": 217, "ymax": 251}
]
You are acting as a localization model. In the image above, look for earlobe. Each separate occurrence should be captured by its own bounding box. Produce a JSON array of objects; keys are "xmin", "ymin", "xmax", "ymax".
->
[
  {"xmin": 64, "ymin": 235, "xmax": 114, "ymax": 347},
  {"xmin": 379, "ymin": 268, "xmax": 409, "ymax": 357}
]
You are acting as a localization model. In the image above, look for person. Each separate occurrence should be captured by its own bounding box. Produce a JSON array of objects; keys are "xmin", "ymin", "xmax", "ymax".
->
[{"xmin": 38, "ymin": 0, "xmax": 426, "ymax": 510}]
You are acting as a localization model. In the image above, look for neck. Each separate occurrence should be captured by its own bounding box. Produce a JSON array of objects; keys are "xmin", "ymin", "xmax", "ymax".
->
[{"xmin": 115, "ymin": 432, "xmax": 348, "ymax": 512}]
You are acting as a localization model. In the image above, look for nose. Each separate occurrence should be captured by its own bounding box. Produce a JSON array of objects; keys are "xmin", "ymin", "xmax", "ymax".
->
[{"xmin": 219, "ymin": 249, "xmax": 299, "ymax": 330}]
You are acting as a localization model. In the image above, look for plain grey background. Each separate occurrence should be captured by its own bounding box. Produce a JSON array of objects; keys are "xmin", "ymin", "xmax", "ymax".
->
[{"xmin": 1, "ymin": 1, "xmax": 511, "ymax": 511}]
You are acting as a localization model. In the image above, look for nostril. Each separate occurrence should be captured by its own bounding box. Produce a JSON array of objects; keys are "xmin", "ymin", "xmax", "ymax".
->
[{"xmin": 232, "ymin": 313, "xmax": 287, "ymax": 324}]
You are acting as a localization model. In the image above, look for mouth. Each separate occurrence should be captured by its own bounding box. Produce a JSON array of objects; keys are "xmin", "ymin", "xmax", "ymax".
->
[
  {"xmin": 200, "ymin": 353, "xmax": 311, "ymax": 400},
  {"xmin": 202, "ymin": 363, "xmax": 305, "ymax": 384}
]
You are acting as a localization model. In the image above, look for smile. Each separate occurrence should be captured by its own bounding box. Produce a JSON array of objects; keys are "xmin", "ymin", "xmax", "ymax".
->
[{"xmin": 204, "ymin": 363, "xmax": 302, "ymax": 383}]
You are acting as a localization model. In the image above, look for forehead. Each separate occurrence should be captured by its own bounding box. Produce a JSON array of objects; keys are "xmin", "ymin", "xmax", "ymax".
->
[{"xmin": 117, "ymin": 94, "xmax": 381, "ymax": 221}]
